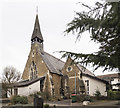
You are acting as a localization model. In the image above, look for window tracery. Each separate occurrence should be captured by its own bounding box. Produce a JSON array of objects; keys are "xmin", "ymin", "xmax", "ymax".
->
[{"xmin": 30, "ymin": 61, "xmax": 38, "ymax": 80}]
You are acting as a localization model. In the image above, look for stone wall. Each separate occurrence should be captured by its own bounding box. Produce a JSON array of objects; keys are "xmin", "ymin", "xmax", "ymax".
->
[
  {"xmin": 22, "ymin": 43, "xmax": 48, "ymax": 80},
  {"xmin": 62, "ymin": 57, "xmax": 83, "ymax": 96},
  {"xmin": 51, "ymin": 73, "xmax": 61, "ymax": 99}
]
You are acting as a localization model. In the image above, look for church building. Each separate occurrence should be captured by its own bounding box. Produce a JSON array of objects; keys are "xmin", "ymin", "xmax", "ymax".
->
[{"xmin": 10, "ymin": 13, "xmax": 108, "ymax": 99}]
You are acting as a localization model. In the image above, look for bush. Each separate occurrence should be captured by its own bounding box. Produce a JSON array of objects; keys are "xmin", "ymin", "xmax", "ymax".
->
[
  {"xmin": 76, "ymin": 94, "xmax": 85, "ymax": 102},
  {"xmin": 116, "ymin": 91, "xmax": 120, "ymax": 100},
  {"xmin": 83, "ymin": 95, "xmax": 93, "ymax": 102},
  {"xmin": 108, "ymin": 90, "xmax": 120, "ymax": 100},
  {"xmin": 44, "ymin": 104, "xmax": 49, "ymax": 108},
  {"xmin": 36, "ymin": 92, "xmax": 52, "ymax": 101},
  {"xmin": 11, "ymin": 95, "xmax": 28, "ymax": 104},
  {"xmin": 94, "ymin": 90, "xmax": 101, "ymax": 100}
]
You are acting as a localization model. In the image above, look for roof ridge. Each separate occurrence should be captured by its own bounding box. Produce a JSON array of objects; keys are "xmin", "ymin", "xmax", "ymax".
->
[
  {"xmin": 97, "ymin": 73, "xmax": 119, "ymax": 76},
  {"xmin": 77, "ymin": 64, "xmax": 95, "ymax": 76},
  {"xmin": 83, "ymin": 74, "xmax": 108, "ymax": 84}
]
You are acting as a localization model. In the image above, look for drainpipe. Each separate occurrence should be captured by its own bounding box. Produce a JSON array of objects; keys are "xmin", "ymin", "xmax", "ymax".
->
[{"xmin": 75, "ymin": 71, "xmax": 76, "ymax": 94}]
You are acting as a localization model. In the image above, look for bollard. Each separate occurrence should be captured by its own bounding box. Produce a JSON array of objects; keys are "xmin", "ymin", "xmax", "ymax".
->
[{"xmin": 34, "ymin": 94, "xmax": 44, "ymax": 108}]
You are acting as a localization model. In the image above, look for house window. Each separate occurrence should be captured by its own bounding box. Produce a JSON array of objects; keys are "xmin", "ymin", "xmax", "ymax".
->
[
  {"xmin": 14, "ymin": 88, "xmax": 18, "ymax": 95},
  {"xmin": 80, "ymin": 72, "xmax": 82, "ymax": 78},
  {"xmin": 40, "ymin": 79, "xmax": 45, "ymax": 92},
  {"xmin": 85, "ymin": 80, "xmax": 89, "ymax": 95}
]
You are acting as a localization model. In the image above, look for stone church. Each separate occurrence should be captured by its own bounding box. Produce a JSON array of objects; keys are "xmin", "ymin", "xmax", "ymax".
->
[{"xmin": 10, "ymin": 13, "xmax": 108, "ymax": 99}]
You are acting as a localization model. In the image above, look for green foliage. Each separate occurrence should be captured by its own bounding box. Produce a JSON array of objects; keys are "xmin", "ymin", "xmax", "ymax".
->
[
  {"xmin": 83, "ymin": 95, "xmax": 93, "ymax": 102},
  {"xmin": 44, "ymin": 104, "xmax": 49, "ymax": 108},
  {"xmin": 11, "ymin": 95, "xmax": 28, "ymax": 105},
  {"xmin": 36, "ymin": 92, "xmax": 51, "ymax": 101},
  {"xmin": 94, "ymin": 90, "xmax": 101, "ymax": 99},
  {"xmin": 64, "ymin": 1, "xmax": 120, "ymax": 72},
  {"xmin": 107, "ymin": 90, "xmax": 120, "ymax": 100},
  {"xmin": 75, "ymin": 94, "xmax": 85, "ymax": 102}
]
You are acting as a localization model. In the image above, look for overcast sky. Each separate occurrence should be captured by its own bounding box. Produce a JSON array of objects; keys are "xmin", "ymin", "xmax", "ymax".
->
[{"xmin": 0, "ymin": 0, "xmax": 118, "ymax": 78}]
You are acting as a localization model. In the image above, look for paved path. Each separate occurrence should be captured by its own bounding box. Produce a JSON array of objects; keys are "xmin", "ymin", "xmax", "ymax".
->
[
  {"xmin": 1, "ymin": 98, "xmax": 120, "ymax": 107},
  {"xmin": 89, "ymin": 100, "xmax": 120, "ymax": 106},
  {"xmin": 45, "ymin": 99, "xmax": 120, "ymax": 107}
]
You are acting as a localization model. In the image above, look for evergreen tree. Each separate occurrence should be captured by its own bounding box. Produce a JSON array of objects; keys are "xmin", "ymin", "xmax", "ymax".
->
[{"xmin": 64, "ymin": 1, "xmax": 120, "ymax": 72}]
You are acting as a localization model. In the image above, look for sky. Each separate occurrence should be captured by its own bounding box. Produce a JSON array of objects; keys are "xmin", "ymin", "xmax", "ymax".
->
[{"xmin": 0, "ymin": 0, "xmax": 118, "ymax": 78}]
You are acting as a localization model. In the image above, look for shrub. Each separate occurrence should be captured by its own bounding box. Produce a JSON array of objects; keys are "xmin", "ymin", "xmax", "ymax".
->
[
  {"xmin": 36, "ymin": 92, "xmax": 52, "ymax": 101},
  {"xmin": 83, "ymin": 95, "xmax": 93, "ymax": 102},
  {"xmin": 107, "ymin": 90, "xmax": 120, "ymax": 100},
  {"xmin": 44, "ymin": 104, "xmax": 49, "ymax": 108},
  {"xmin": 76, "ymin": 94, "xmax": 85, "ymax": 102},
  {"xmin": 11, "ymin": 95, "xmax": 28, "ymax": 104},
  {"xmin": 94, "ymin": 90, "xmax": 101, "ymax": 100},
  {"xmin": 116, "ymin": 91, "xmax": 120, "ymax": 100}
]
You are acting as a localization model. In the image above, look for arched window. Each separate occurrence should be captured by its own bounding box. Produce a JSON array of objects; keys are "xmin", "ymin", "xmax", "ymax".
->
[{"xmin": 30, "ymin": 61, "xmax": 38, "ymax": 80}]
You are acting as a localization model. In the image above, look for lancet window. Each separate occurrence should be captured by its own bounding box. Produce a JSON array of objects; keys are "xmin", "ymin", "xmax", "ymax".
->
[{"xmin": 30, "ymin": 61, "xmax": 38, "ymax": 80}]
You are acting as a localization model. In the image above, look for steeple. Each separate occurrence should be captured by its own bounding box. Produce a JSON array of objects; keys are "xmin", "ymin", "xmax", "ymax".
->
[{"xmin": 31, "ymin": 13, "xmax": 44, "ymax": 44}]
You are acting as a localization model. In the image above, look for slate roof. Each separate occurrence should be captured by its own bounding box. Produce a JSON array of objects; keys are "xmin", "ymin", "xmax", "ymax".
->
[
  {"xmin": 77, "ymin": 64, "xmax": 95, "ymax": 76},
  {"xmin": 31, "ymin": 14, "xmax": 43, "ymax": 41},
  {"xmin": 83, "ymin": 73, "xmax": 109, "ymax": 84},
  {"xmin": 77, "ymin": 64, "xmax": 108, "ymax": 84},
  {"xmin": 14, "ymin": 76, "xmax": 45, "ymax": 87},
  {"xmin": 40, "ymin": 51, "xmax": 65, "ymax": 75},
  {"xmin": 97, "ymin": 73, "xmax": 120, "ymax": 79}
]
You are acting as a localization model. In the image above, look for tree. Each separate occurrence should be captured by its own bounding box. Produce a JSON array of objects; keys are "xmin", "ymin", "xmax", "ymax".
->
[
  {"xmin": 63, "ymin": 1, "xmax": 120, "ymax": 72},
  {"xmin": 1, "ymin": 66, "xmax": 21, "ymax": 96}
]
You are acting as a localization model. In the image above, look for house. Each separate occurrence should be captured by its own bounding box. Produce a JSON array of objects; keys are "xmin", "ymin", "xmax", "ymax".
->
[
  {"xmin": 97, "ymin": 73, "xmax": 120, "ymax": 91},
  {"xmin": 10, "ymin": 13, "xmax": 108, "ymax": 98}
]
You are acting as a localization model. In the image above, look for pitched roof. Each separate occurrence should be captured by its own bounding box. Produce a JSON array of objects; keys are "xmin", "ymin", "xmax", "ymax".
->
[
  {"xmin": 40, "ymin": 51, "xmax": 65, "ymax": 75},
  {"xmin": 77, "ymin": 64, "xmax": 95, "ymax": 77},
  {"xmin": 97, "ymin": 73, "xmax": 120, "ymax": 79},
  {"xmin": 83, "ymin": 73, "xmax": 108, "ymax": 84},
  {"xmin": 14, "ymin": 76, "xmax": 45, "ymax": 87},
  {"xmin": 76, "ymin": 64, "xmax": 108, "ymax": 84},
  {"xmin": 31, "ymin": 14, "xmax": 43, "ymax": 41}
]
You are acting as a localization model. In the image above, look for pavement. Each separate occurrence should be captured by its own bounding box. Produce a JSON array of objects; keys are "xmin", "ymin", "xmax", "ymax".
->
[
  {"xmin": 45, "ymin": 99, "xmax": 82, "ymax": 106},
  {"xmin": 89, "ymin": 100, "xmax": 120, "ymax": 106},
  {"xmin": 45, "ymin": 99, "xmax": 120, "ymax": 107},
  {"xmin": 0, "ymin": 98, "xmax": 10, "ymax": 107},
  {"xmin": 0, "ymin": 98, "xmax": 120, "ymax": 107}
]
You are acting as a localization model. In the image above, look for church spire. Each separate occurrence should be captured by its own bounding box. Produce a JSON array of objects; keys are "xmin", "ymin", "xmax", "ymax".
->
[{"xmin": 31, "ymin": 10, "xmax": 43, "ymax": 44}]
